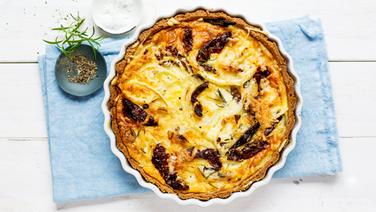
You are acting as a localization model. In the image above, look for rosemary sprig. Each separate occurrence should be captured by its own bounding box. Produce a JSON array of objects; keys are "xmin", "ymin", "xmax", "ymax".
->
[{"xmin": 43, "ymin": 13, "xmax": 103, "ymax": 59}]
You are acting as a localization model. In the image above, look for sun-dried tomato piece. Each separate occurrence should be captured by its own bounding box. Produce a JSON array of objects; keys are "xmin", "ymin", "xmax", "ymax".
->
[
  {"xmin": 192, "ymin": 74, "xmax": 205, "ymax": 81},
  {"xmin": 193, "ymin": 103, "xmax": 203, "ymax": 117},
  {"xmin": 201, "ymin": 64, "xmax": 216, "ymax": 73},
  {"xmin": 165, "ymin": 173, "xmax": 189, "ymax": 190},
  {"xmin": 122, "ymin": 98, "xmax": 158, "ymax": 126},
  {"xmin": 230, "ymin": 86, "xmax": 241, "ymax": 102},
  {"xmin": 196, "ymin": 31, "xmax": 232, "ymax": 63},
  {"xmin": 182, "ymin": 28, "xmax": 193, "ymax": 53},
  {"xmin": 264, "ymin": 116, "xmax": 283, "ymax": 136},
  {"xmin": 228, "ymin": 140, "xmax": 269, "ymax": 161},
  {"xmin": 122, "ymin": 98, "xmax": 147, "ymax": 122},
  {"xmin": 144, "ymin": 116, "xmax": 158, "ymax": 126},
  {"xmin": 195, "ymin": 148, "xmax": 222, "ymax": 171},
  {"xmin": 191, "ymin": 82, "xmax": 209, "ymax": 117},
  {"xmin": 203, "ymin": 18, "xmax": 236, "ymax": 27},
  {"xmin": 152, "ymin": 144, "xmax": 169, "ymax": 176},
  {"xmin": 234, "ymin": 114, "xmax": 241, "ymax": 123},
  {"xmin": 165, "ymin": 45, "xmax": 179, "ymax": 57},
  {"xmin": 254, "ymin": 66, "xmax": 271, "ymax": 90},
  {"xmin": 191, "ymin": 82, "xmax": 209, "ymax": 103},
  {"xmin": 152, "ymin": 144, "xmax": 189, "ymax": 190}
]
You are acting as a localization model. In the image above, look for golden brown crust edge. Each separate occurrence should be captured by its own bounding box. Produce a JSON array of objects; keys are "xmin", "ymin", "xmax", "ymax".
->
[{"xmin": 108, "ymin": 9, "xmax": 298, "ymax": 201}]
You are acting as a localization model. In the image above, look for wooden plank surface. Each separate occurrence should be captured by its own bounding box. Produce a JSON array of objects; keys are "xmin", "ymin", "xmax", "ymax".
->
[
  {"xmin": 0, "ymin": 62, "xmax": 374, "ymax": 138},
  {"xmin": 1, "ymin": 0, "xmax": 376, "ymax": 62},
  {"xmin": 330, "ymin": 62, "xmax": 376, "ymax": 137},
  {"xmin": 1, "ymin": 0, "xmax": 375, "ymax": 211},
  {"xmin": 0, "ymin": 64, "xmax": 47, "ymax": 138},
  {"xmin": 0, "ymin": 137, "xmax": 375, "ymax": 212}
]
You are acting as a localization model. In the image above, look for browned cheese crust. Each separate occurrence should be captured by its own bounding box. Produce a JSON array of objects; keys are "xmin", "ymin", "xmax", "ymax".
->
[{"xmin": 107, "ymin": 9, "xmax": 297, "ymax": 200}]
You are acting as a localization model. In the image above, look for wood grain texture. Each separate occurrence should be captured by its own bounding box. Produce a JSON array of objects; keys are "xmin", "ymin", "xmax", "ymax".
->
[
  {"xmin": 330, "ymin": 62, "xmax": 376, "ymax": 137},
  {"xmin": 0, "ymin": 0, "xmax": 375, "ymax": 211},
  {"xmin": 0, "ymin": 138, "xmax": 374, "ymax": 212},
  {"xmin": 1, "ymin": 0, "xmax": 376, "ymax": 62},
  {"xmin": 0, "ymin": 64, "xmax": 47, "ymax": 138}
]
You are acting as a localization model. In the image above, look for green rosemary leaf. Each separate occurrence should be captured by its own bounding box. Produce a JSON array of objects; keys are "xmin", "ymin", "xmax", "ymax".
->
[
  {"xmin": 52, "ymin": 26, "xmax": 69, "ymax": 31},
  {"xmin": 43, "ymin": 39, "xmax": 62, "ymax": 44},
  {"xmin": 70, "ymin": 13, "xmax": 79, "ymax": 21},
  {"xmin": 43, "ymin": 13, "xmax": 102, "ymax": 58},
  {"xmin": 89, "ymin": 26, "xmax": 95, "ymax": 38}
]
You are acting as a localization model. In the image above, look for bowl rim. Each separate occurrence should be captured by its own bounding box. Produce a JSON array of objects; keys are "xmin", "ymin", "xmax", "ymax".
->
[
  {"xmin": 54, "ymin": 44, "xmax": 107, "ymax": 97},
  {"xmin": 101, "ymin": 7, "xmax": 303, "ymax": 207},
  {"xmin": 91, "ymin": 0, "xmax": 143, "ymax": 35}
]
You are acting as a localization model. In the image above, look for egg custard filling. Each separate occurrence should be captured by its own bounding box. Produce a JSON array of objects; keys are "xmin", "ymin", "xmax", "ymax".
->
[{"xmin": 108, "ymin": 10, "xmax": 297, "ymax": 200}]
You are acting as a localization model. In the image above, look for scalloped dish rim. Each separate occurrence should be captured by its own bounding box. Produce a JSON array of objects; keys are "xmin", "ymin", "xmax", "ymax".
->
[{"xmin": 101, "ymin": 7, "xmax": 303, "ymax": 207}]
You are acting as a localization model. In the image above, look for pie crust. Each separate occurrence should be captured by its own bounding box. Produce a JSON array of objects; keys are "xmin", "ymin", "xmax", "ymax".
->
[{"xmin": 107, "ymin": 9, "xmax": 297, "ymax": 200}]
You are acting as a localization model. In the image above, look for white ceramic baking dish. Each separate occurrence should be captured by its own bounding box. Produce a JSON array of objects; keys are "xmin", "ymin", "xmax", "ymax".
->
[{"xmin": 102, "ymin": 7, "xmax": 303, "ymax": 207}]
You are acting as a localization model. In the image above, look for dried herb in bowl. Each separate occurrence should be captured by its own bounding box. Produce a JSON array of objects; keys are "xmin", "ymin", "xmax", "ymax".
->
[
  {"xmin": 66, "ymin": 55, "xmax": 98, "ymax": 84},
  {"xmin": 44, "ymin": 13, "xmax": 103, "ymax": 85}
]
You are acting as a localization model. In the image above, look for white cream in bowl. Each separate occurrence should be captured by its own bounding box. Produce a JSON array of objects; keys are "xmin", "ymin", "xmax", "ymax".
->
[{"xmin": 92, "ymin": 0, "xmax": 142, "ymax": 34}]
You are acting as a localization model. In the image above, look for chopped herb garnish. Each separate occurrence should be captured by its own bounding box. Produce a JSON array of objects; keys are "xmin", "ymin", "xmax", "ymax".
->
[{"xmin": 217, "ymin": 89, "xmax": 227, "ymax": 103}]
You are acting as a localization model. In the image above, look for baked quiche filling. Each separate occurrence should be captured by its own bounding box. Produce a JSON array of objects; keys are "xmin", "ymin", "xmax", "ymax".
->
[{"xmin": 108, "ymin": 10, "xmax": 296, "ymax": 200}]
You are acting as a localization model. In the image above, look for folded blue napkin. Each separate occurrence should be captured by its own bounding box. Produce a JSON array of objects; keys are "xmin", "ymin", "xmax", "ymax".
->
[{"xmin": 38, "ymin": 16, "xmax": 341, "ymax": 204}]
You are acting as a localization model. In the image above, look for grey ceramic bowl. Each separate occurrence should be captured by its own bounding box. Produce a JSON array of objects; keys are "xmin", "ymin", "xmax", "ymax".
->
[{"xmin": 55, "ymin": 44, "xmax": 107, "ymax": 97}]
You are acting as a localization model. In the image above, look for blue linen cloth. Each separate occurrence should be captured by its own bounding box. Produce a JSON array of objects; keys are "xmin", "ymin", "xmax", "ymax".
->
[{"xmin": 38, "ymin": 16, "xmax": 341, "ymax": 204}]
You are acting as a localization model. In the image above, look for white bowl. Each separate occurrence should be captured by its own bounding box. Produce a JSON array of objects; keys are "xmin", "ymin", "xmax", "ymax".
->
[
  {"xmin": 92, "ymin": 0, "xmax": 143, "ymax": 34},
  {"xmin": 102, "ymin": 7, "xmax": 303, "ymax": 207}
]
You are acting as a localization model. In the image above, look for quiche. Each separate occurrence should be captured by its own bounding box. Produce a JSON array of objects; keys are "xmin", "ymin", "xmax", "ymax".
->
[{"xmin": 108, "ymin": 9, "xmax": 297, "ymax": 200}]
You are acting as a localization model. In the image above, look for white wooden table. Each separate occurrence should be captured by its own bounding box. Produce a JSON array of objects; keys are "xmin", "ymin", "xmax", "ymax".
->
[{"xmin": 1, "ymin": 0, "xmax": 375, "ymax": 211}]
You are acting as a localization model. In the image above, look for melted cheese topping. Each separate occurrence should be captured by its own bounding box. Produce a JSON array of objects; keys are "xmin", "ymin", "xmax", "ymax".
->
[{"xmin": 113, "ymin": 19, "xmax": 289, "ymax": 193}]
